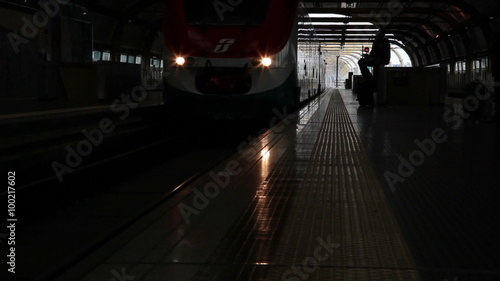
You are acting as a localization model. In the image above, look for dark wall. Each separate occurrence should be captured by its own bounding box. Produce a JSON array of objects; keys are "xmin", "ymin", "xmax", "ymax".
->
[{"xmin": 0, "ymin": 27, "xmax": 45, "ymax": 100}]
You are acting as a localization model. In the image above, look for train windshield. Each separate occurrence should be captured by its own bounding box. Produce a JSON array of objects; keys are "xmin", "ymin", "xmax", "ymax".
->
[{"xmin": 184, "ymin": 0, "xmax": 270, "ymax": 26}]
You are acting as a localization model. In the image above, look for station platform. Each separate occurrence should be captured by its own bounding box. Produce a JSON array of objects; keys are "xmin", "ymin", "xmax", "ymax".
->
[{"xmin": 53, "ymin": 89, "xmax": 499, "ymax": 281}]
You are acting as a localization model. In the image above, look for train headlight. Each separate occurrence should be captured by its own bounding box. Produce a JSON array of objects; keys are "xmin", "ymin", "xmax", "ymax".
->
[
  {"xmin": 261, "ymin": 57, "xmax": 272, "ymax": 67},
  {"xmin": 175, "ymin": 57, "xmax": 185, "ymax": 66}
]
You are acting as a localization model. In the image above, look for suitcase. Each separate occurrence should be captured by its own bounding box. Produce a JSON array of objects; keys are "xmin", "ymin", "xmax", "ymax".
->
[{"xmin": 357, "ymin": 80, "xmax": 375, "ymax": 106}]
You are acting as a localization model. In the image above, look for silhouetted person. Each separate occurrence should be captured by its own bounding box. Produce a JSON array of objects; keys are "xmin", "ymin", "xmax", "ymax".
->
[{"xmin": 358, "ymin": 28, "xmax": 391, "ymax": 86}]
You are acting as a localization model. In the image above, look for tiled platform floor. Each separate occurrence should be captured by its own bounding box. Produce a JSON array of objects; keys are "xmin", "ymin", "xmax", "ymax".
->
[{"xmin": 54, "ymin": 89, "xmax": 499, "ymax": 281}]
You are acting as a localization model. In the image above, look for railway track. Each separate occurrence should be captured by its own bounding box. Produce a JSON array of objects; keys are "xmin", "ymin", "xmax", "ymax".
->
[{"xmin": 0, "ymin": 103, "xmax": 283, "ymax": 281}]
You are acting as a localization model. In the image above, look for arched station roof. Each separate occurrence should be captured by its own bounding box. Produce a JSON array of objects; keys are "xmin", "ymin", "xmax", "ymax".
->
[
  {"xmin": 2, "ymin": 0, "xmax": 499, "ymax": 67},
  {"xmin": 301, "ymin": 0, "xmax": 500, "ymax": 67}
]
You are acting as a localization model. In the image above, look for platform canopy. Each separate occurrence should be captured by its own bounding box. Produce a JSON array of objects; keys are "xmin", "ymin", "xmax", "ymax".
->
[{"xmin": 300, "ymin": 0, "xmax": 499, "ymax": 67}]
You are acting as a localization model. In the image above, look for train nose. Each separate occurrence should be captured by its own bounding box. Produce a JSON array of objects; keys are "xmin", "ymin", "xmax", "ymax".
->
[
  {"xmin": 207, "ymin": 74, "xmax": 236, "ymax": 92},
  {"xmin": 195, "ymin": 68, "xmax": 251, "ymax": 95}
]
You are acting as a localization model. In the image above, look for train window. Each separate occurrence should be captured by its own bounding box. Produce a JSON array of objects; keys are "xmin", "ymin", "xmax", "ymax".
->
[
  {"xmin": 127, "ymin": 55, "xmax": 135, "ymax": 64},
  {"xmin": 135, "ymin": 56, "xmax": 142, "ymax": 65},
  {"xmin": 92, "ymin": 51, "xmax": 101, "ymax": 62},
  {"xmin": 120, "ymin": 54, "xmax": 127, "ymax": 63},
  {"xmin": 184, "ymin": 0, "xmax": 270, "ymax": 26},
  {"xmin": 102, "ymin": 51, "xmax": 111, "ymax": 61}
]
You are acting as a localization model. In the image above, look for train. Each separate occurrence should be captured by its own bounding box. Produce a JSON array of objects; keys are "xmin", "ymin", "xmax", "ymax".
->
[{"xmin": 162, "ymin": 0, "xmax": 326, "ymax": 119}]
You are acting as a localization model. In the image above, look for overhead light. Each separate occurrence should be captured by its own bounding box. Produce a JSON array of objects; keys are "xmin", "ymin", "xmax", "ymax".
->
[
  {"xmin": 308, "ymin": 13, "xmax": 351, "ymax": 18},
  {"xmin": 311, "ymin": 22, "xmax": 374, "ymax": 25}
]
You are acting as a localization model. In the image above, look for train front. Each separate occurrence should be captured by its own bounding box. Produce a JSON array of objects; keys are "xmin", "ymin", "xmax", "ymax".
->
[{"xmin": 163, "ymin": 0, "xmax": 299, "ymax": 118}]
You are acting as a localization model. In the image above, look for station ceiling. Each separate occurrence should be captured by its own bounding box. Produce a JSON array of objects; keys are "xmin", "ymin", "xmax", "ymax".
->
[
  {"xmin": 301, "ymin": 0, "xmax": 500, "ymax": 66},
  {"xmin": 2, "ymin": 0, "xmax": 499, "ymax": 66}
]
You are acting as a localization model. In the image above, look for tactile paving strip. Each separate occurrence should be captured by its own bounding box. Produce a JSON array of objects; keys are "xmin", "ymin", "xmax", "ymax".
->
[{"xmin": 191, "ymin": 90, "xmax": 421, "ymax": 280}]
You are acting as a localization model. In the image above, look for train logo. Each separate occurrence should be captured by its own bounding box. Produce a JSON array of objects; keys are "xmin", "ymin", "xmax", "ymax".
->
[{"xmin": 213, "ymin": 38, "xmax": 235, "ymax": 53}]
